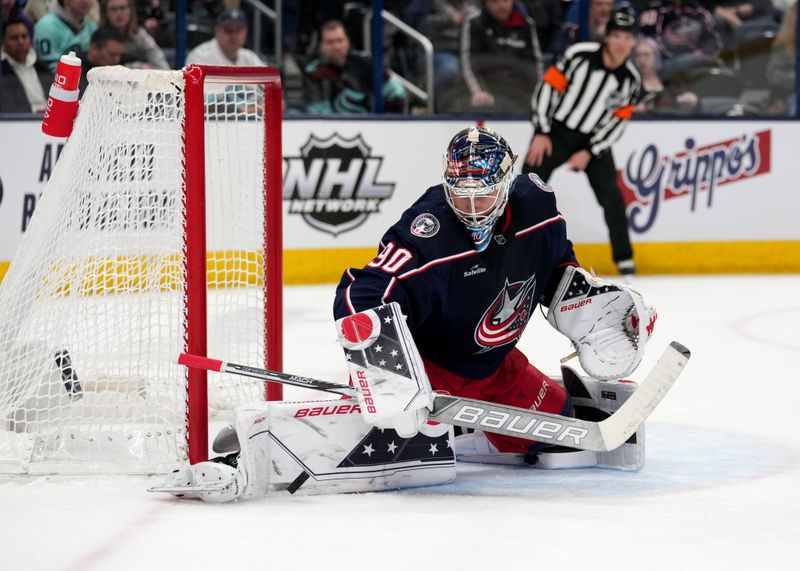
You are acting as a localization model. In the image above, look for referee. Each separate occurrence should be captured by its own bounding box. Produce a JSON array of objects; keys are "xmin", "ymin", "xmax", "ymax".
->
[{"xmin": 523, "ymin": 4, "xmax": 640, "ymax": 276}]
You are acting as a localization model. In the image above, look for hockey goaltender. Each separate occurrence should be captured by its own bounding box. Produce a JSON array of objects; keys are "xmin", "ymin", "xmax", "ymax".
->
[{"xmin": 151, "ymin": 127, "xmax": 687, "ymax": 502}]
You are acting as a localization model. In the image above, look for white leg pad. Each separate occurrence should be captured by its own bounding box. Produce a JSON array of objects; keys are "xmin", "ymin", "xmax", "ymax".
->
[
  {"xmin": 454, "ymin": 431, "xmax": 525, "ymax": 465},
  {"xmin": 234, "ymin": 399, "xmax": 456, "ymax": 499},
  {"xmin": 562, "ymin": 366, "xmax": 645, "ymax": 471}
]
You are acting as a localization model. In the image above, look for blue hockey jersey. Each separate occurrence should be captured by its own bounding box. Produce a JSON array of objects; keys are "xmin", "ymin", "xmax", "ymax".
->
[{"xmin": 333, "ymin": 173, "xmax": 578, "ymax": 379}]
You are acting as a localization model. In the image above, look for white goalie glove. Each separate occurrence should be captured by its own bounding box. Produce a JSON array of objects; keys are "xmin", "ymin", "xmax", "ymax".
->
[
  {"xmin": 335, "ymin": 302, "xmax": 434, "ymax": 438},
  {"xmin": 546, "ymin": 266, "xmax": 657, "ymax": 380}
]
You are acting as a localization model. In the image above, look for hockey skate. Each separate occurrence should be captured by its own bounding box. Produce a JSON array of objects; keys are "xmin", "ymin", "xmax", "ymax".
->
[
  {"xmin": 454, "ymin": 430, "xmax": 598, "ymax": 468},
  {"xmin": 148, "ymin": 456, "xmax": 245, "ymax": 503}
]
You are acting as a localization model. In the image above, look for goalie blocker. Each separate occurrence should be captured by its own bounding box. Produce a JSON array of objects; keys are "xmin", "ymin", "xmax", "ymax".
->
[{"xmin": 335, "ymin": 302, "xmax": 434, "ymax": 438}]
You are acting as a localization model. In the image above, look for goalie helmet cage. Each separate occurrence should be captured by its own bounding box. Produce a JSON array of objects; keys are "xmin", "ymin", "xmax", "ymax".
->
[{"xmin": 0, "ymin": 65, "xmax": 283, "ymax": 475}]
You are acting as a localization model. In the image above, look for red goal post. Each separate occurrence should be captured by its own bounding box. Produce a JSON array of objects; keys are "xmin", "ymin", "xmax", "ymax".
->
[
  {"xmin": 184, "ymin": 66, "xmax": 284, "ymax": 464},
  {"xmin": 0, "ymin": 65, "xmax": 283, "ymax": 474}
]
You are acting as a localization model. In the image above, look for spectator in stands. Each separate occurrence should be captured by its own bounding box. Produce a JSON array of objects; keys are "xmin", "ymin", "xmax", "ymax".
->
[
  {"xmin": 2, "ymin": 0, "xmax": 34, "ymax": 34},
  {"xmin": 135, "ymin": 0, "xmax": 171, "ymax": 48},
  {"xmin": 185, "ymin": 8, "xmax": 264, "ymax": 66},
  {"xmin": 563, "ymin": 0, "xmax": 633, "ymax": 24},
  {"xmin": 99, "ymin": 0, "xmax": 168, "ymax": 69},
  {"xmin": 632, "ymin": 35, "xmax": 699, "ymax": 114},
  {"xmin": 639, "ymin": 0, "xmax": 722, "ymax": 62},
  {"xmin": 34, "ymin": 0, "xmax": 98, "ymax": 72},
  {"xmin": 711, "ymin": 0, "xmax": 776, "ymax": 50},
  {"xmin": 295, "ymin": 0, "xmax": 350, "ymax": 57},
  {"xmin": 1, "ymin": 15, "xmax": 53, "ymax": 112},
  {"xmin": 460, "ymin": 0, "xmax": 543, "ymax": 114},
  {"xmin": 553, "ymin": 0, "xmax": 613, "ymax": 55},
  {"xmin": 0, "ymin": 0, "xmax": 14, "ymax": 23},
  {"xmin": 303, "ymin": 19, "xmax": 407, "ymax": 114},
  {"xmin": 766, "ymin": 1, "xmax": 796, "ymax": 114},
  {"xmin": 25, "ymin": 0, "xmax": 99, "ymax": 24},
  {"xmin": 518, "ymin": 0, "xmax": 564, "ymax": 56},
  {"xmin": 77, "ymin": 27, "xmax": 124, "ymax": 94},
  {"xmin": 417, "ymin": 0, "xmax": 480, "ymax": 110}
]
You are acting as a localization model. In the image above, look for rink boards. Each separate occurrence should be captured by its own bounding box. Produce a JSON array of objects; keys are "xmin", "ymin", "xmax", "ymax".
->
[{"xmin": 1, "ymin": 118, "xmax": 798, "ymax": 284}]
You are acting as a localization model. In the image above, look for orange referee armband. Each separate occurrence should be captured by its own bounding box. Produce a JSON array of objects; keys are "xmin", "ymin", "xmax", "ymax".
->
[{"xmin": 543, "ymin": 66, "xmax": 568, "ymax": 93}]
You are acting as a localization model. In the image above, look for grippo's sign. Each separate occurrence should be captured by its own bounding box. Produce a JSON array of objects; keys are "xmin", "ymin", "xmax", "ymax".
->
[{"xmin": 618, "ymin": 130, "xmax": 771, "ymax": 233}]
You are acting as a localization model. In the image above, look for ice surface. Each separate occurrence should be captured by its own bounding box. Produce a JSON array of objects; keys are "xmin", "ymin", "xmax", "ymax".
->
[{"xmin": 2, "ymin": 276, "xmax": 799, "ymax": 570}]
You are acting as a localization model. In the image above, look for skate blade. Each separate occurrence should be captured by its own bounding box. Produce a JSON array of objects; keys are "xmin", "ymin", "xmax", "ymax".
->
[{"xmin": 147, "ymin": 483, "xmax": 228, "ymax": 494}]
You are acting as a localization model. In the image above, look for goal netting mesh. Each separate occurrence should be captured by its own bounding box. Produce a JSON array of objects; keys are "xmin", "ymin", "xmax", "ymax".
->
[{"xmin": 0, "ymin": 66, "xmax": 278, "ymax": 474}]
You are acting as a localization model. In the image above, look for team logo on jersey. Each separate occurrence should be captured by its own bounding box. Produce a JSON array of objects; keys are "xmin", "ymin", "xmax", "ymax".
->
[
  {"xmin": 410, "ymin": 213, "xmax": 440, "ymax": 238},
  {"xmin": 528, "ymin": 173, "xmax": 553, "ymax": 192},
  {"xmin": 283, "ymin": 133, "xmax": 396, "ymax": 236},
  {"xmin": 475, "ymin": 275, "xmax": 537, "ymax": 349}
]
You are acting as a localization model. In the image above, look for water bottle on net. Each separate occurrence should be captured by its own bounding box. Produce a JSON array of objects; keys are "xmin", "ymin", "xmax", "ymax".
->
[{"xmin": 42, "ymin": 51, "xmax": 82, "ymax": 138}]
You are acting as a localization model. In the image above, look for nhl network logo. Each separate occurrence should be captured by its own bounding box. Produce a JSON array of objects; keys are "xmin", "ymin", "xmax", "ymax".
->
[{"xmin": 283, "ymin": 133, "xmax": 396, "ymax": 236}]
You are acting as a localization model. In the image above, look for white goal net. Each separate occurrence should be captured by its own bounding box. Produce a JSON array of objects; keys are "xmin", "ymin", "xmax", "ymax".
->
[{"xmin": 0, "ymin": 66, "xmax": 283, "ymax": 474}]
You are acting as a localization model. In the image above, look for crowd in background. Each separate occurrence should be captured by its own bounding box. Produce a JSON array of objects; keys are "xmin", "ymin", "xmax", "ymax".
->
[{"xmin": 0, "ymin": 0, "xmax": 797, "ymax": 116}]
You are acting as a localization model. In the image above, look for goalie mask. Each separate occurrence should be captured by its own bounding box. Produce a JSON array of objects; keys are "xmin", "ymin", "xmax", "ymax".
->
[{"xmin": 443, "ymin": 127, "xmax": 516, "ymax": 252}]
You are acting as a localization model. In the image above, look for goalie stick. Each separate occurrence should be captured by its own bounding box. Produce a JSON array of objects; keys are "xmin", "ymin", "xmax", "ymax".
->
[{"xmin": 178, "ymin": 341, "xmax": 690, "ymax": 453}]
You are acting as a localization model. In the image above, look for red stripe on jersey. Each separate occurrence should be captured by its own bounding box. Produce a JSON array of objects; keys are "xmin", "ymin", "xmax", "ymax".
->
[
  {"xmin": 514, "ymin": 214, "xmax": 565, "ymax": 238},
  {"xmin": 397, "ymin": 249, "xmax": 481, "ymax": 280},
  {"xmin": 381, "ymin": 277, "xmax": 398, "ymax": 304}
]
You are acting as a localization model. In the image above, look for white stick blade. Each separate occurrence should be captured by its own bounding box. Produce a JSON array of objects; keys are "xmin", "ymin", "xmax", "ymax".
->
[{"xmin": 598, "ymin": 341, "xmax": 690, "ymax": 450}]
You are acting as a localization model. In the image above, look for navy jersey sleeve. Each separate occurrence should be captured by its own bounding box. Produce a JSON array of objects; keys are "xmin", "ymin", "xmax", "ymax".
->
[
  {"xmin": 333, "ymin": 187, "xmax": 456, "ymax": 331},
  {"xmin": 334, "ymin": 230, "xmax": 433, "ymax": 330}
]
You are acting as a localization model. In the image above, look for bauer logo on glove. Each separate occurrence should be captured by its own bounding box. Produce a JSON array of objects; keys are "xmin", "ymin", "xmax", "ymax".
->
[{"xmin": 546, "ymin": 266, "xmax": 656, "ymax": 380}]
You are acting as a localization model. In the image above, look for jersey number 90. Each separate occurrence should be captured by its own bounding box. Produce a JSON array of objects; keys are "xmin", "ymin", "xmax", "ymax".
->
[{"xmin": 367, "ymin": 242, "xmax": 413, "ymax": 274}]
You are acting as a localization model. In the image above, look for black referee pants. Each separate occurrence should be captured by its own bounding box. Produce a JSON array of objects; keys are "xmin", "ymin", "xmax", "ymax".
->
[{"xmin": 522, "ymin": 125, "xmax": 633, "ymax": 264}]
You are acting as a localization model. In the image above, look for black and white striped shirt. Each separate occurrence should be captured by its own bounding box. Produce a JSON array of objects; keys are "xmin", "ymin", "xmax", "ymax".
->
[{"xmin": 531, "ymin": 42, "xmax": 641, "ymax": 156}]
